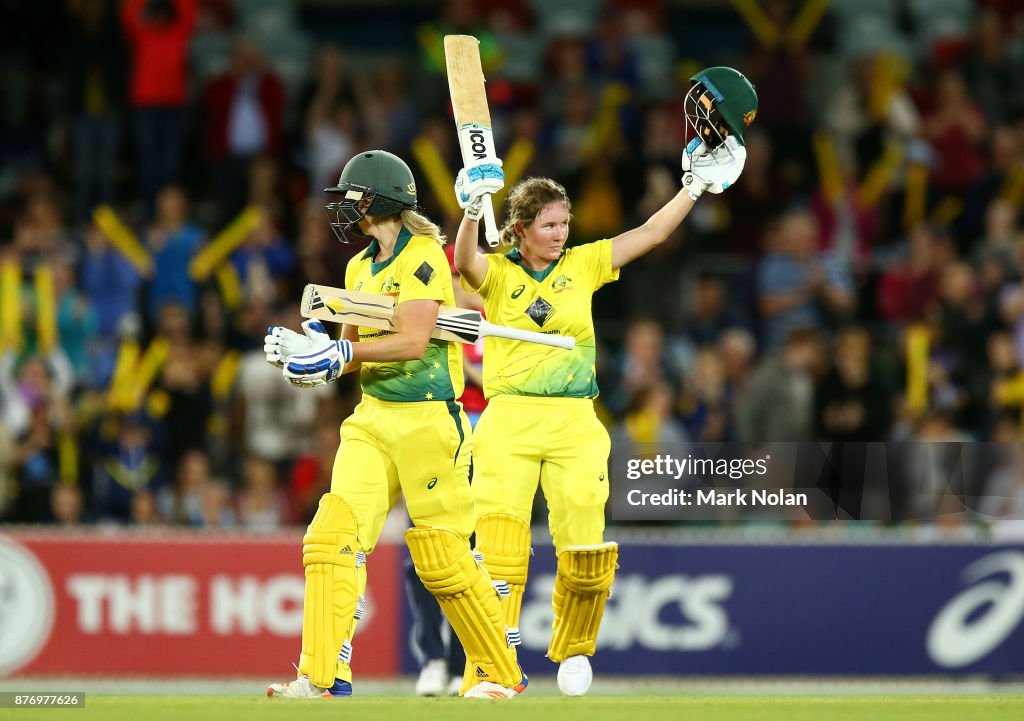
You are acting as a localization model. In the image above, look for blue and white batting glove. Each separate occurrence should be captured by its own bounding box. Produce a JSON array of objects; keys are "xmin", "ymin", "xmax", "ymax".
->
[
  {"xmin": 455, "ymin": 160, "xmax": 504, "ymax": 221},
  {"xmin": 282, "ymin": 336, "xmax": 353, "ymax": 388},
  {"xmin": 682, "ymin": 135, "xmax": 746, "ymax": 199},
  {"xmin": 265, "ymin": 319, "xmax": 331, "ymax": 368},
  {"xmin": 681, "ymin": 137, "xmax": 712, "ymax": 200}
]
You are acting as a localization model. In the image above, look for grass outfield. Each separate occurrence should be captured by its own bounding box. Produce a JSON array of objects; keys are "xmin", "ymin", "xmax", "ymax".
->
[{"xmin": 24, "ymin": 696, "xmax": 1024, "ymax": 721}]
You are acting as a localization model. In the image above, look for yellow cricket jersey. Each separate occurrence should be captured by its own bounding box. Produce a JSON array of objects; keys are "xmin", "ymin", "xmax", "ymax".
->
[
  {"xmin": 462, "ymin": 238, "xmax": 619, "ymax": 399},
  {"xmin": 345, "ymin": 227, "xmax": 464, "ymax": 402}
]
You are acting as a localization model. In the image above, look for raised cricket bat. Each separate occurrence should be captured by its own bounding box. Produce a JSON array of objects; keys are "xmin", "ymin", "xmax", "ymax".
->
[
  {"xmin": 444, "ymin": 34, "xmax": 501, "ymax": 247},
  {"xmin": 301, "ymin": 284, "xmax": 575, "ymax": 350}
]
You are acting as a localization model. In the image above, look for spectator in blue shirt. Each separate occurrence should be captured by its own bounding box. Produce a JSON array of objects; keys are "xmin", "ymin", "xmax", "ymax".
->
[
  {"xmin": 81, "ymin": 223, "xmax": 143, "ymax": 386},
  {"xmin": 757, "ymin": 209, "xmax": 855, "ymax": 351},
  {"xmin": 145, "ymin": 185, "xmax": 204, "ymax": 325}
]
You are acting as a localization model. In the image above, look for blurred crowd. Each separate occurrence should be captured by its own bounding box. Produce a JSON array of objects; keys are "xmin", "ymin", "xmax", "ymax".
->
[{"xmin": 1, "ymin": 0, "xmax": 1024, "ymax": 528}]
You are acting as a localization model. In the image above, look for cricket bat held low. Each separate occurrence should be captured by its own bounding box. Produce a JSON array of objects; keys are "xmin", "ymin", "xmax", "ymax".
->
[{"xmin": 301, "ymin": 284, "xmax": 575, "ymax": 350}]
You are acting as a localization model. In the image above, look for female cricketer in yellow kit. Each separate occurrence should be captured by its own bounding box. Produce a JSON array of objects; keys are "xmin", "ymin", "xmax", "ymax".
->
[
  {"xmin": 453, "ymin": 68, "xmax": 757, "ymax": 696},
  {"xmin": 264, "ymin": 150, "xmax": 525, "ymax": 700}
]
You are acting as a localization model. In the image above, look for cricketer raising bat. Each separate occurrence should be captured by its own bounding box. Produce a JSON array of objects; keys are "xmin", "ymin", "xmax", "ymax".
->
[
  {"xmin": 444, "ymin": 34, "xmax": 501, "ymax": 247},
  {"xmin": 301, "ymin": 284, "xmax": 575, "ymax": 350}
]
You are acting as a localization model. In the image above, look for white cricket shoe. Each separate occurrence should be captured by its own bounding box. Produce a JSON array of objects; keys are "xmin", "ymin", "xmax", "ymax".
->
[
  {"xmin": 463, "ymin": 673, "xmax": 528, "ymax": 699},
  {"xmin": 267, "ymin": 675, "xmax": 321, "ymax": 698},
  {"xmin": 415, "ymin": 659, "xmax": 449, "ymax": 697},
  {"xmin": 557, "ymin": 655, "xmax": 592, "ymax": 696},
  {"xmin": 266, "ymin": 674, "xmax": 352, "ymax": 698}
]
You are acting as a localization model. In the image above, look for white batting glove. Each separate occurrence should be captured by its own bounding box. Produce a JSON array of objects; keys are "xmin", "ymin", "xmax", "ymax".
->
[
  {"xmin": 265, "ymin": 320, "xmax": 332, "ymax": 367},
  {"xmin": 283, "ymin": 337, "xmax": 353, "ymax": 388},
  {"xmin": 455, "ymin": 160, "xmax": 504, "ymax": 221},
  {"xmin": 681, "ymin": 136, "xmax": 710, "ymax": 198},
  {"xmin": 682, "ymin": 136, "xmax": 746, "ymax": 200}
]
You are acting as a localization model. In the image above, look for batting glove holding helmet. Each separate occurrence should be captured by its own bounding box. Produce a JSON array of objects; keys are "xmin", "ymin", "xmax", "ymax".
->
[{"xmin": 681, "ymin": 136, "xmax": 747, "ymax": 200}]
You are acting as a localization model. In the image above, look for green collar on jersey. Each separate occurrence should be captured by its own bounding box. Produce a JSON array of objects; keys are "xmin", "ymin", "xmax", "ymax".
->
[
  {"xmin": 506, "ymin": 247, "xmax": 564, "ymax": 282},
  {"xmin": 364, "ymin": 226, "xmax": 412, "ymax": 275}
]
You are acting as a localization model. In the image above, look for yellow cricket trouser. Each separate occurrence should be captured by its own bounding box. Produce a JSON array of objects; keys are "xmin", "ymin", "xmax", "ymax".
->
[
  {"xmin": 301, "ymin": 394, "xmax": 474, "ymax": 686},
  {"xmin": 472, "ymin": 395, "xmax": 610, "ymax": 554},
  {"xmin": 331, "ymin": 394, "xmax": 475, "ymax": 549}
]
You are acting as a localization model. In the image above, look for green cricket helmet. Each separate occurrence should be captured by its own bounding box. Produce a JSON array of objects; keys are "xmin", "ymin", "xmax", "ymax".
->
[
  {"xmin": 324, "ymin": 150, "xmax": 418, "ymax": 243},
  {"xmin": 684, "ymin": 66, "xmax": 758, "ymax": 157}
]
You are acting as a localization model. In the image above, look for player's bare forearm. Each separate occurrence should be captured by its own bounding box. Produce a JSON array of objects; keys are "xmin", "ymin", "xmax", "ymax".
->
[
  {"xmin": 351, "ymin": 333, "xmax": 429, "ymax": 362},
  {"xmin": 454, "ymin": 215, "xmax": 489, "ymax": 289},
  {"xmin": 611, "ymin": 188, "xmax": 696, "ymax": 269},
  {"xmin": 350, "ymin": 299, "xmax": 439, "ymax": 362}
]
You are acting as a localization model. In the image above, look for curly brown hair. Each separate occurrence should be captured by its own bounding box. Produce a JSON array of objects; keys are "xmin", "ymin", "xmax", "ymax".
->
[{"xmin": 498, "ymin": 177, "xmax": 572, "ymax": 247}]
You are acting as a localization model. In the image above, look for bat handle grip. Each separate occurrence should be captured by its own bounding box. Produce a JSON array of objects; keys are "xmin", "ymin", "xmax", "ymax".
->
[{"xmin": 482, "ymin": 194, "xmax": 500, "ymax": 247}]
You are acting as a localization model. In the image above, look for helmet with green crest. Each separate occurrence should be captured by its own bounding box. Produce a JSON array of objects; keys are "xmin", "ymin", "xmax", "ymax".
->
[
  {"xmin": 684, "ymin": 67, "xmax": 758, "ymax": 159},
  {"xmin": 324, "ymin": 150, "xmax": 418, "ymax": 243}
]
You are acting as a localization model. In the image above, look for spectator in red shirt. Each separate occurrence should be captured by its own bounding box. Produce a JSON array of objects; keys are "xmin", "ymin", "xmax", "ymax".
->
[
  {"xmin": 201, "ymin": 38, "xmax": 286, "ymax": 221},
  {"xmin": 877, "ymin": 224, "xmax": 951, "ymax": 324},
  {"xmin": 923, "ymin": 68, "xmax": 986, "ymax": 195},
  {"xmin": 121, "ymin": 0, "xmax": 197, "ymax": 214}
]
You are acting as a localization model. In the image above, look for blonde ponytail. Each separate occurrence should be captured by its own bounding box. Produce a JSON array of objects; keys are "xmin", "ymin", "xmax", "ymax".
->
[{"xmin": 401, "ymin": 209, "xmax": 446, "ymax": 245}]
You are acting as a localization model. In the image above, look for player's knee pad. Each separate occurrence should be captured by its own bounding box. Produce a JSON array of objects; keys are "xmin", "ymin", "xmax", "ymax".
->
[
  {"xmin": 406, "ymin": 526, "xmax": 523, "ymax": 689},
  {"xmin": 298, "ymin": 493, "xmax": 361, "ymax": 688},
  {"xmin": 547, "ymin": 542, "xmax": 618, "ymax": 663},
  {"xmin": 474, "ymin": 513, "xmax": 531, "ymax": 633}
]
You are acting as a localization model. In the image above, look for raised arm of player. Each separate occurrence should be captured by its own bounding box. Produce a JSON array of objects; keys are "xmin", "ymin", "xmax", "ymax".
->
[
  {"xmin": 611, "ymin": 136, "xmax": 747, "ymax": 271},
  {"xmin": 453, "ymin": 162, "xmax": 504, "ymax": 290},
  {"xmin": 454, "ymin": 215, "xmax": 489, "ymax": 290},
  {"xmin": 610, "ymin": 189, "xmax": 697, "ymax": 270}
]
